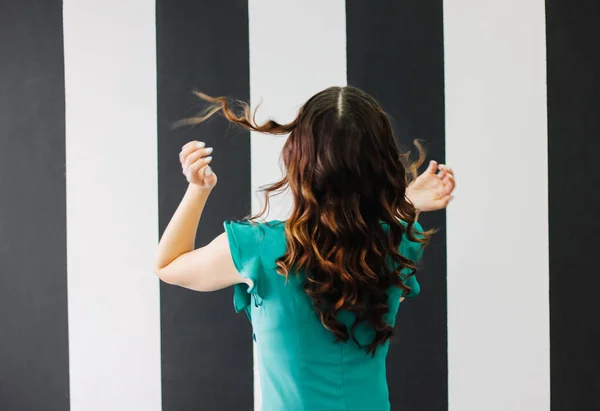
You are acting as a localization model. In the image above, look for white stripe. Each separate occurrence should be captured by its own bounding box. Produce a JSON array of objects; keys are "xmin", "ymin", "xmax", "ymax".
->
[
  {"xmin": 63, "ymin": 2, "xmax": 161, "ymax": 410},
  {"xmin": 248, "ymin": 0, "xmax": 347, "ymax": 408},
  {"xmin": 444, "ymin": 0, "xmax": 550, "ymax": 410}
]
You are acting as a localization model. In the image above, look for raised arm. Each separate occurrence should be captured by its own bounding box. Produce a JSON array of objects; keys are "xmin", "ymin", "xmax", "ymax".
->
[
  {"xmin": 154, "ymin": 141, "xmax": 249, "ymax": 292},
  {"xmin": 406, "ymin": 160, "xmax": 455, "ymax": 212}
]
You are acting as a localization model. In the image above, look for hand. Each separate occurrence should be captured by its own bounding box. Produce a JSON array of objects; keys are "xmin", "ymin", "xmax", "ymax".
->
[
  {"xmin": 179, "ymin": 141, "xmax": 218, "ymax": 190},
  {"xmin": 406, "ymin": 161, "xmax": 455, "ymax": 212}
]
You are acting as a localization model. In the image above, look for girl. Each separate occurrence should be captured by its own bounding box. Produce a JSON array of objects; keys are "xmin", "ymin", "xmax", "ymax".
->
[{"xmin": 155, "ymin": 86, "xmax": 455, "ymax": 411}]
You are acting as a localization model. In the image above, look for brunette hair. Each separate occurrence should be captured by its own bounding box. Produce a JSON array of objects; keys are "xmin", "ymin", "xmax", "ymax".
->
[{"xmin": 179, "ymin": 86, "xmax": 431, "ymax": 354}]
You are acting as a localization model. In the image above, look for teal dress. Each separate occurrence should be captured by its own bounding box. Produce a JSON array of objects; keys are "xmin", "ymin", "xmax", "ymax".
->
[{"xmin": 223, "ymin": 220, "xmax": 424, "ymax": 411}]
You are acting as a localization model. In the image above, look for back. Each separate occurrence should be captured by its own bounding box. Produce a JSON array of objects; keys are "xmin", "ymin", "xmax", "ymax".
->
[{"xmin": 224, "ymin": 220, "xmax": 424, "ymax": 411}]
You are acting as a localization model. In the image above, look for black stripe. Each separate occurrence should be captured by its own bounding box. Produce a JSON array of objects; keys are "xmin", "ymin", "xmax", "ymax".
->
[
  {"xmin": 0, "ymin": 2, "xmax": 70, "ymax": 410},
  {"xmin": 156, "ymin": 0, "xmax": 253, "ymax": 409},
  {"xmin": 346, "ymin": 1, "xmax": 448, "ymax": 410},
  {"xmin": 546, "ymin": 1, "xmax": 600, "ymax": 410}
]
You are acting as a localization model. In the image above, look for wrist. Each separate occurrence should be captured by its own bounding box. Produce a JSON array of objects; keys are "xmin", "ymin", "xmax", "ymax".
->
[
  {"xmin": 186, "ymin": 183, "xmax": 213, "ymax": 197},
  {"xmin": 405, "ymin": 185, "xmax": 415, "ymax": 205},
  {"xmin": 405, "ymin": 185, "xmax": 421, "ymax": 213}
]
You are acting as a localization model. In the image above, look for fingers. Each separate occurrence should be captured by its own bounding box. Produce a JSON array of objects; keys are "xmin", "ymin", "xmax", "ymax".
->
[
  {"xmin": 442, "ymin": 172, "xmax": 455, "ymax": 195},
  {"xmin": 187, "ymin": 155, "xmax": 213, "ymax": 176},
  {"xmin": 180, "ymin": 141, "xmax": 208, "ymax": 164},
  {"xmin": 182, "ymin": 140, "xmax": 205, "ymax": 151},
  {"xmin": 439, "ymin": 164, "xmax": 454, "ymax": 178},
  {"xmin": 439, "ymin": 194, "xmax": 455, "ymax": 208},
  {"xmin": 180, "ymin": 141, "xmax": 214, "ymax": 179},
  {"xmin": 436, "ymin": 163, "xmax": 448, "ymax": 179},
  {"xmin": 179, "ymin": 140, "xmax": 218, "ymax": 189},
  {"xmin": 436, "ymin": 164, "xmax": 456, "ymax": 194},
  {"xmin": 430, "ymin": 194, "xmax": 454, "ymax": 210},
  {"xmin": 182, "ymin": 146, "xmax": 213, "ymax": 169}
]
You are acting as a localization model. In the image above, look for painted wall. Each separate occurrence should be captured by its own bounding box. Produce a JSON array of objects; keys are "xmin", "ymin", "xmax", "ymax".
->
[{"xmin": 0, "ymin": 0, "xmax": 598, "ymax": 410}]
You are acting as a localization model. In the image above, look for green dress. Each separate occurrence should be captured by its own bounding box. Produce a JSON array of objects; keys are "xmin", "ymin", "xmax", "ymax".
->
[{"xmin": 224, "ymin": 220, "xmax": 424, "ymax": 411}]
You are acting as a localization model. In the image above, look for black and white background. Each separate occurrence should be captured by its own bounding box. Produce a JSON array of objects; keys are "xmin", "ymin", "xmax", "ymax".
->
[{"xmin": 0, "ymin": 0, "xmax": 598, "ymax": 410}]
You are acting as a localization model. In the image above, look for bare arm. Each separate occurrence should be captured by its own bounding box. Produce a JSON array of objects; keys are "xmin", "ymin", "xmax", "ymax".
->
[
  {"xmin": 400, "ymin": 161, "xmax": 455, "ymax": 302},
  {"xmin": 154, "ymin": 142, "xmax": 248, "ymax": 292},
  {"xmin": 406, "ymin": 161, "xmax": 455, "ymax": 212}
]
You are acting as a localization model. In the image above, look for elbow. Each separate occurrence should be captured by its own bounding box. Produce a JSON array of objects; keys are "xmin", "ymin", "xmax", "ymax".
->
[
  {"xmin": 154, "ymin": 265, "xmax": 194, "ymax": 289},
  {"xmin": 154, "ymin": 254, "xmax": 192, "ymax": 288},
  {"xmin": 153, "ymin": 260, "xmax": 166, "ymax": 279},
  {"xmin": 154, "ymin": 265, "xmax": 178, "ymax": 286},
  {"xmin": 154, "ymin": 255, "xmax": 176, "ymax": 284}
]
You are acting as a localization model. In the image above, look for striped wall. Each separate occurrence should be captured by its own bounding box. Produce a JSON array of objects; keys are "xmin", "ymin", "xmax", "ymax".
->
[
  {"xmin": 248, "ymin": 1, "xmax": 347, "ymax": 408},
  {"xmin": 156, "ymin": 1, "xmax": 252, "ymax": 409},
  {"xmin": 62, "ymin": 0, "xmax": 162, "ymax": 410},
  {"xmin": 0, "ymin": 0, "xmax": 599, "ymax": 410},
  {"xmin": 0, "ymin": 2, "xmax": 69, "ymax": 410},
  {"xmin": 546, "ymin": 0, "xmax": 600, "ymax": 409},
  {"xmin": 346, "ymin": 1, "xmax": 448, "ymax": 409},
  {"xmin": 444, "ymin": 0, "xmax": 550, "ymax": 410}
]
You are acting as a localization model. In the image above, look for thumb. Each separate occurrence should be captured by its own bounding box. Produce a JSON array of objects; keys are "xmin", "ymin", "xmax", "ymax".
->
[
  {"xmin": 438, "ymin": 194, "xmax": 454, "ymax": 208},
  {"xmin": 425, "ymin": 160, "xmax": 438, "ymax": 174},
  {"xmin": 203, "ymin": 166, "xmax": 218, "ymax": 187},
  {"xmin": 198, "ymin": 166, "xmax": 217, "ymax": 188}
]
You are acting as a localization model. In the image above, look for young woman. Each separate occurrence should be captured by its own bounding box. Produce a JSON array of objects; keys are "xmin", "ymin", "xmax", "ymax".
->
[{"xmin": 155, "ymin": 86, "xmax": 455, "ymax": 411}]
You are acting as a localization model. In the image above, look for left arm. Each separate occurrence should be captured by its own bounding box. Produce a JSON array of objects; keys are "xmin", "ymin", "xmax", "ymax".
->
[
  {"xmin": 406, "ymin": 161, "xmax": 455, "ymax": 212},
  {"xmin": 154, "ymin": 141, "xmax": 248, "ymax": 292},
  {"xmin": 401, "ymin": 162, "xmax": 455, "ymax": 302}
]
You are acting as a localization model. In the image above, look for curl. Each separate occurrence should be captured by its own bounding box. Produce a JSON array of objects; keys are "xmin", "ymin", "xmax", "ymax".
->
[{"xmin": 179, "ymin": 88, "xmax": 433, "ymax": 355}]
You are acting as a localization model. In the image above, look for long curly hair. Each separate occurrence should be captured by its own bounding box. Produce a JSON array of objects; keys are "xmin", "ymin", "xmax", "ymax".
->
[{"xmin": 178, "ymin": 86, "xmax": 432, "ymax": 354}]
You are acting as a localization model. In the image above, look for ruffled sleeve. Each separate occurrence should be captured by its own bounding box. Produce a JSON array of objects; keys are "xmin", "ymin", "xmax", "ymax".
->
[
  {"xmin": 223, "ymin": 221, "xmax": 264, "ymax": 318},
  {"xmin": 400, "ymin": 221, "xmax": 425, "ymax": 298}
]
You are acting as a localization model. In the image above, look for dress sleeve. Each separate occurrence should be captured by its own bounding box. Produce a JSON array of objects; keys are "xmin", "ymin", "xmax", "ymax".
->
[
  {"xmin": 400, "ymin": 221, "xmax": 425, "ymax": 298},
  {"xmin": 223, "ymin": 221, "xmax": 264, "ymax": 315}
]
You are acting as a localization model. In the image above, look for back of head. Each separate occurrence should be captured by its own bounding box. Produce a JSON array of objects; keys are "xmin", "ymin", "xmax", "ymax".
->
[{"xmin": 183, "ymin": 86, "xmax": 429, "ymax": 354}]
